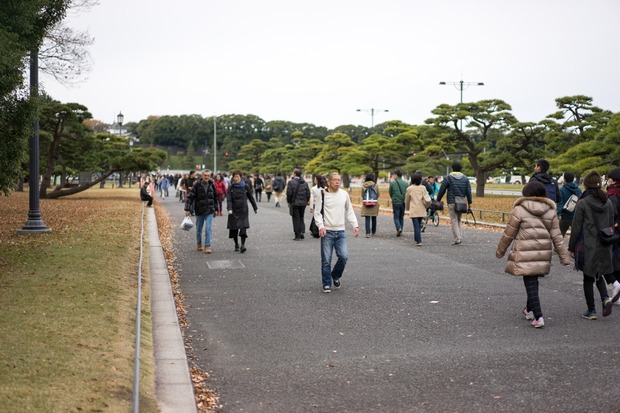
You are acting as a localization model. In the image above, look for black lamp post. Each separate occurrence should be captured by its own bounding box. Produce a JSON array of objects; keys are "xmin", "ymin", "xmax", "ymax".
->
[
  {"xmin": 117, "ymin": 111, "xmax": 124, "ymax": 188},
  {"xmin": 18, "ymin": 49, "xmax": 51, "ymax": 234}
]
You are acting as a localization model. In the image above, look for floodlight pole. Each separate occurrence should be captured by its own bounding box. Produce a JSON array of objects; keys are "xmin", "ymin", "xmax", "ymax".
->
[
  {"xmin": 439, "ymin": 80, "xmax": 484, "ymax": 129},
  {"xmin": 356, "ymin": 108, "xmax": 389, "ymax": 128},
  {"xmin": 18, "ymin": 49, "xmax": 51, "ymax": 235}
]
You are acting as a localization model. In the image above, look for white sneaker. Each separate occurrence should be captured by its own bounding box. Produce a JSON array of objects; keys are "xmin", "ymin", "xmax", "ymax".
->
[
  {"xmin": 611, "ymin": 284, "xmax": 620, "ymax": 303},
  {"xmin": 522, "ymin": 307, "xmax": 534, "ymax": 320},
  {"xmin": 531, "ymin": 317, "xmax": 544, "ymax": 328}
]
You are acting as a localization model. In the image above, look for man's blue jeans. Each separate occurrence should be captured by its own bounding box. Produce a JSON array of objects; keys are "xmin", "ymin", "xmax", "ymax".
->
[
  {"xmin": 392, "ymin": 203, "xmax": 405, "ymax": 231},
  {"xmin": 195, "ymin": 213, "xmax": 213, "ymax": 247},
  {"xmin": 320, "ymin": 230, "xmax": 348, "ymax": 287}
]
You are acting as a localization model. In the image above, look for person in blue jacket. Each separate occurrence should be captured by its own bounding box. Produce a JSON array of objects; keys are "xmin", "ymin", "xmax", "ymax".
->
[{"xmin": 558, "ymin": 171, "xmax": 582, "ymax": 237}]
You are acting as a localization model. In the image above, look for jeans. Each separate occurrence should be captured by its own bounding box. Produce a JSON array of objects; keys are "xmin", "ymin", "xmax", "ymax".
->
[
  {"xmin": 195, "ymin": 213, "xmax": 214, "ymax": 246},
  {"xmin": 392, "ymin": 203, "xmax": 405, "ymax": 231},
  {"xmin": 411, "ymin": 217, "xmax": 422, "ymax": 244},
  {"xmin": 320, "ymin": 230, "xmax": 348, "ymax": 287},
  {"xmin": 365, "ymin": 216, "xmax": 376, "ymax": 235}
]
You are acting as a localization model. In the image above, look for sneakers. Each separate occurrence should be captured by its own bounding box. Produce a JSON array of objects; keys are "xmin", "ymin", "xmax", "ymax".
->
[
  {"xmin": 611, "ymin": 285, "xmax": 620, "ymax": 303},
  {"xmin": 197, "ymin": 244, "xmax": 202, "ymax": 251},
  {"xmin": 453, "ymin": 239, "xmax": 462, "ymax": 245},
  {"xmin": 396, "ymin": 229, "xmax": 402, "ymax": 237},
  {"xmin": 415, "ymin": 243, "xmax": 422, "ymax": 247},
  {"xmin": 531, "ymin": 317, "xmax": 545, "ymax": 328},
  {"xmin": 204, "ymin": 246, "xmax": 211, "ymax": 254},
  {"xmin": 603, "ymin": 299, "xmax": 613, "ymax": 317},
  {"xmin": 322, "ymin": 285, "xmax": 331, "ymax": 293},
  {"xmin": 522, "ymin": 307, "xmax": 534, "ymax": 320},
  {"xmin": 582, "ymin": 310, "xmax": 598, "ymax": 320},
  {"xmin": 240, "ymin": 246, "xmax": 247, "ymax": 253},
  {"xmin": 333, "ymin": 279, "xmax": 341, "ymax": 289},
  {"xmin": 234, "ymin": 245, "xmax": 240, "ymax": 252}
]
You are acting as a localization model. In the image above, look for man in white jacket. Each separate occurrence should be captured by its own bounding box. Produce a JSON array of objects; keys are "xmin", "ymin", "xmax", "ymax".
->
[{"xmin": 313, "ymin": 172, "xmax": 359, "ymax": 293}]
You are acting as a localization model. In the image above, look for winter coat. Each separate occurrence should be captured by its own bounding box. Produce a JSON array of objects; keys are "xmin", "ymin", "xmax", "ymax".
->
[
  {"xmin": 405, "ymin": 184, "xmax": 430, "ymax": 219},
  {"xmin": 608, "ymin": 183, "xmax": 620, "ymax": 271},
  {"xmin": 530, "ymin": 172, "xmax": 562, "ymax": 204},
  {"xmin": 360, "ymin": 181, "xmax": 380, "ymax": 217},
  {"xmin": 264, "ymin": 177, "xmax": 273, "ymax": 193},
  {"xmin": 186, "ymin": 179, "xmax": 218, "ymax": 216},
  {"xmin": 140, "ymin": 185, "xmax": 151, "ymax": 201},
  {"xmin": 388, "ymin": 178, "xmax": 408, "ymax": 205},
  {"xmin": 496, "ymin": 197, "xmax": 570, "ymax": 276},
  {"xmin": 214, "ymin": 180, "xmax": 227, "ymax": 201},
  {"xmin": 272, "ymin": 176, "xmax": 285, "ymax": 193},
  {"xmin": 568, "ymin": 191, "xmax": 614, "ymax": 277},
  {"xmin": 436, "ymin": 172, "xmax": 472, "ymax": 205},
  {"xmin": 559, "ymin": 181, "xmax": 582, "ymax": 219},
  {"xmin": 226, "ymin": 181, "xmax": 258, "ymax": 230},
  {"xmin": 286, "ymin": 177, "xmax": 310, "ymax": 207}
]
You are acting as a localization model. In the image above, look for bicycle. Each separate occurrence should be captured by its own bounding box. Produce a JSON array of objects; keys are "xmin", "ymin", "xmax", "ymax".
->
[{"xmin": 421, "ymin": 207, "xmax": 440, "ymax": 232}]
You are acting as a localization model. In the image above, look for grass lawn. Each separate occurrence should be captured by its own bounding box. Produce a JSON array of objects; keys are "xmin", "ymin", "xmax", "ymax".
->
[{"xmin": 0, "ymin": 188, "xmax": 159, "ymax": 413}]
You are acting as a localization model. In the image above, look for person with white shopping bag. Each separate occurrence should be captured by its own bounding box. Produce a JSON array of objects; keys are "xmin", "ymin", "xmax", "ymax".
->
[{"xmin": 185, "ymin": 170, "xmax": 218, "ymax": 254}]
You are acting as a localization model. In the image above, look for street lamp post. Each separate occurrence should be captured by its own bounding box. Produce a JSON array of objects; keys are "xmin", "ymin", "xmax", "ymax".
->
[
  {"xmin": 438, "ymin": 80, "xmax": 484, "ymax": 104},
  {"xmin": 356, "ymin": 108, "xmax": 389, "ymax": 128},
  {"xmin": 18, "ymin": 49, "xmax": 51, "ymax": 234},
  {"xmin": 213, "ymin": 115, "xmax": 217, "ymax": 173},
  {"xmin": 117, "ymin": 111, "xmax": 124, "ymax": 188}
]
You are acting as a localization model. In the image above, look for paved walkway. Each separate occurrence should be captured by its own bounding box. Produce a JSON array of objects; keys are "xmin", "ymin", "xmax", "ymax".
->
[{"xmin": 154, "ymin": 194, "xmax": 620, "ymax": 412}]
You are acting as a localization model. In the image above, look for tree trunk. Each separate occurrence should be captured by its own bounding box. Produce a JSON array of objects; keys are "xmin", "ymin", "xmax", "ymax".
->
[{"xmin": 43, "ymin": 171, "xmax": 115, "ymax": 199}]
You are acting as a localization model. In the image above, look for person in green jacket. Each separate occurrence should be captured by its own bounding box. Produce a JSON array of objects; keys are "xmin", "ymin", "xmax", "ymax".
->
[{"xmin": 389, "ymin": 170, "xmax": 408, "ymax": 237}]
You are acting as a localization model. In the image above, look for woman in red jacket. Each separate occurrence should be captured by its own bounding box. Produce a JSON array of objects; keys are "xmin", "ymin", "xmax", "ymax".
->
[{"xmin": 213, "ymin": 173, "xmax": 227, "ymax": 216}]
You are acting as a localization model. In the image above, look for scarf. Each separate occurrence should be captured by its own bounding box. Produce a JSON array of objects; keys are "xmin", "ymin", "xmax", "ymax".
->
[
  {"xmin": 232, "ymin": 179, "xmax": 246, "ymax": 188},
  {"xmin": 607, "ymin": 182, "xmax": 620, "ymax": 198}
]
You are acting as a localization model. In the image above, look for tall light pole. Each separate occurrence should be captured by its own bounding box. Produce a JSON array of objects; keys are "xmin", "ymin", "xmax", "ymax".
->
[
  {"xmin": 213, "ymin": 115, "xmax": 217, "ymax": 173},
  {"xmin": 117, "ymin": 111, "xmax": 124, "ymax": 188},
  {"xmin": 439, "ymin": 79, "xmax": 484, "ymax": 130},
  {"xmin": 18, "ymin": 49, "xmax": 51, "ymax": 234},
  {"xmin": 356, "ymin": 108, "xmax": 389, "ymax": 128},
  {"xmin": 439, "ymin": 80, "xmax": 484, "ymax": 104}
]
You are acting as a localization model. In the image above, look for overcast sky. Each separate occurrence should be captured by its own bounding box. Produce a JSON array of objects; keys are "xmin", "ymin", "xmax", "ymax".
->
[{"xmin": 43, "ymin": 0, "xmax": 620, "ymax": 129}]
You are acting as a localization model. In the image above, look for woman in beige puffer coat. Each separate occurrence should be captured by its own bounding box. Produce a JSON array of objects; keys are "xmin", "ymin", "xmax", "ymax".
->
[{"xmin": 496, "ymin": 181, "xmax": 571, "ymax": 328}]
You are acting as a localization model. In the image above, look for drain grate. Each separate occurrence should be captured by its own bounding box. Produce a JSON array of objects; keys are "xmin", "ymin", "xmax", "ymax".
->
[{"xmin": 206, "ymin": 259, "xmax": 246, "ymax": 270}]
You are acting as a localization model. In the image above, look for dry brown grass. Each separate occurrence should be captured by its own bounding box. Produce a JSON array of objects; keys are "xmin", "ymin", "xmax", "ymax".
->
[{"xmin": 0, "ymin": 188, "xmax": 159, "ymax": 413}]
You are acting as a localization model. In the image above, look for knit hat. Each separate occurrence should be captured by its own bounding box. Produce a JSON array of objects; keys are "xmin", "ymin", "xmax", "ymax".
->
[
  {"xmin": 583, "ymin": 170, "xmax": 602, "ymax": 189},
  {"xmin": 608, "ymin": 167, "xmax": 620, "ymax": 182}
]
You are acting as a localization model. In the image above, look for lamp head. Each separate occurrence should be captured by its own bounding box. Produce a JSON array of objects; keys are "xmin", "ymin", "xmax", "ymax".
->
[{"xmin": 117, "ymin": 112, "xmax": 124, "ymax": 125}]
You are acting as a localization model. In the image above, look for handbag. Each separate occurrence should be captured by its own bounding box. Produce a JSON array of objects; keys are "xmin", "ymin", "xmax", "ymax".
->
[
  {"xmin": 430, "ymin": 199, "xmax": 444, "ymax": 211},
  {"xmin": 310, "ymin": 190, "xmax": 325, "ymax": 238},
  {"xmin": 180, "ymin": 216, "xmax": 194, "ymax": 231},
  {"xmin": 423, "ymin": 193, "xmax": 432, "ymax": 208},
  {"xmin": 309, "ymin": 218, "xmax": 320, "ymax": 238},
  {"xmin": 599, "ymin": 226, "xmax": 620, "ymax": 245},
  {"xmin": 454, "ymin": 196, "xmax": 468, "ymax": 213}
]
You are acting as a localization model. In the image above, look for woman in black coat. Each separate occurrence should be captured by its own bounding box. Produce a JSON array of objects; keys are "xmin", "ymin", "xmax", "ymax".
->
[
  {"xmin": 568, "ymin": 170, "xmax": 615, "ymax": 320},
  {"xmin": 227, "ymin": 170, "xmax": 258, "ymax": 253}
]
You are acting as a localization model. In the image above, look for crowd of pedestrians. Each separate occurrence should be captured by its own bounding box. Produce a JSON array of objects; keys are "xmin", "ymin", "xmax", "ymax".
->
[{"xmin": 139, "ymin": 161, "xmax": 620, "ymax": 325}]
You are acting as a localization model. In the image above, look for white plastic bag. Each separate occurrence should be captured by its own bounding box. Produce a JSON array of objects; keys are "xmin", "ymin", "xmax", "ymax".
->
[{"xmin": 180, "ymin": 216, "xmax": 194, "ymax": 231}]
